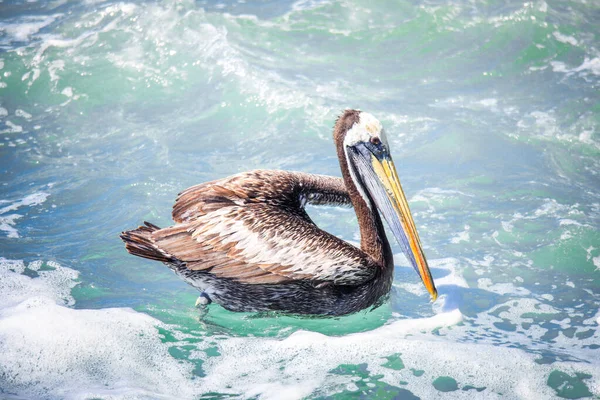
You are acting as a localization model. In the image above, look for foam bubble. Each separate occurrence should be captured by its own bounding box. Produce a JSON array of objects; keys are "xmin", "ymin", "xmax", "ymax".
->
[
  {"xmin": 1, "ymin": 258, "xmax": 599, "ymax": 398},
  {"xmin": 15, "ymin": 109, "xmax": 32, "ymax": 119},
  {"xmin": 48, "ymin": 59, "xmax": 65, "ymax": 81},
  {"xmin": 576, "ymin": 57, "xmax": 600, "ymax": 76},
  {"xmin": 0, "ymin": 15, "xmax": 60, "ymax": 43},
  {"xmin": 199, "ymin": 310, "xmax": 466, "ymax": 398},
  {"xmin": 501, "ymin": 220, "xmax": 513, "ymax": 232},
  {"xmin": 0, "ymin": 258, "xmax": 200, "ymax": 399},
  {"xmin": 478, "ymin": 279, "xmax": 531, "ymax": 296},
  {"xmin": 0, "ymin": 258, "xmax": 77, "ymax": 310},
  {"xmin": 450, "ymin": 225, "xmax": 470, "ymax": 243},
  {"xmin": 431, "ymin": 257, "xmax": 469, "ymax": 288},
  {"xmin": 0, "ymin": 192, "xmax": 49, "ymax": 214},
  {"xmin": 552, "ymin": 31, "xmax": 578, "ymax": 46},
  {"xmin": 550, "ymin": 57, "xmax": 600, "ymax": 77},
  {"xmin": 1, "ymin": 121, "xmax": 23, "ymax": 134},
  {"xmin": 0, "ymin": 192, "xmax": 49, "ymax": 238},
  {"xmin": 196, "ymin": 306, "xmax": 600, "ymax": 399},
  {"xmin": 61, "ymin": 86, "xmax": 73, "ymax": 97}
]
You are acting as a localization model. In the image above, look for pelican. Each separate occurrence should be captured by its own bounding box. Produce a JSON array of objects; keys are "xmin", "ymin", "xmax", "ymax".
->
[{"xmin": 121, "ymin": 109, "xmax": 437, "ymax": 316}]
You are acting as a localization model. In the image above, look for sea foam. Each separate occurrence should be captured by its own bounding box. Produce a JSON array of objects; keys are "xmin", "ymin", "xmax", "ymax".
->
[
  {"xmin": 0, "ymin": 259, "xmax": 198, "ymax": 399},
  {"xmin": 0, "ymin": 260, "xmax": 599, "ymax": 398}
]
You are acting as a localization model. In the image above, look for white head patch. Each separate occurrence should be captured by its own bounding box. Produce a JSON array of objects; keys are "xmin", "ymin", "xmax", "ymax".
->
[
  {"xmin": 343, "ymin": 112, "xmax": 384, "ymax": 147},
  {"xmin": 342, "ymin": 112, "xmax": 390, "ymax": 210}
]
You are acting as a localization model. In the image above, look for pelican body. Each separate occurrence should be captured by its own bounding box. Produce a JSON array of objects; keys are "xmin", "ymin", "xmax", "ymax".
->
[{"xmin": 121, "ymin": 110, "xmax": 437, "ymax": 316}]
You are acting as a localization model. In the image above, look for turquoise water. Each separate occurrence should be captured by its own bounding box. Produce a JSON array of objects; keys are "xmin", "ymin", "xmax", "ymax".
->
[{"xmin": 1, "ymin": 0, "xmax": 599, "ymax": 398}]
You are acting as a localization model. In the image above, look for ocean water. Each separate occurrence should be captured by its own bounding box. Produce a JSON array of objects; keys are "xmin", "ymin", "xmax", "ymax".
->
[{"xmin": 0, "ymin": 0, "xmax": 599, "ymax": 398}]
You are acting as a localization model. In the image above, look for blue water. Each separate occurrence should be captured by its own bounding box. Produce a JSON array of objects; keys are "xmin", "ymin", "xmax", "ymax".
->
[{"xmin": 0, "ymin": 0, "xmax": 599, "ymax": 398}]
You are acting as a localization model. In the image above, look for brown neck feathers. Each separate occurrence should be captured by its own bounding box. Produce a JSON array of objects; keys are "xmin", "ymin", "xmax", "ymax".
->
[{"xmin": 333, "ymin": 110, "xmax": 391, "ymax": 268}]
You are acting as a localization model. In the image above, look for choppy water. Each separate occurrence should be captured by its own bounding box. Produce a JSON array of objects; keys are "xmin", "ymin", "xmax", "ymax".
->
[{"xmin": 1, "ymin": 0, "xmax": 599, "ymax": 398}]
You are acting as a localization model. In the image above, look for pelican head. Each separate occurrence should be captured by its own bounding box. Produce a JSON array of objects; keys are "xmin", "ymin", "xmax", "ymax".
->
[{"xmin": 340, "ymin": 110, "xmax": 438, "ymax": 301}]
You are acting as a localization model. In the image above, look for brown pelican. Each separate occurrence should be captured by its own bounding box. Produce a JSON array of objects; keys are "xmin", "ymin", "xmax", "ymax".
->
[{"xmin": 121, "ymin": 109, "xmax": 437, "ymax": 316}]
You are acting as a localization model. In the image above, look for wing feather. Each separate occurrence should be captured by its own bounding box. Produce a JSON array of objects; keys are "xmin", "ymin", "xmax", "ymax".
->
[{"xmin": 156, "ymin": 170, "xmax": 377, "ymax": 285}]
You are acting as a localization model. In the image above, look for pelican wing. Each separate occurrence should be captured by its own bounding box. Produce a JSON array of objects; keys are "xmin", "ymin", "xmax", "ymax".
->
[
  {"xmin": 155, "ymin": 170, "xmax": 377, "ymax": 285},
  {"xmin": 172, "ymin": 170, "xmax": 351, "ymax": 223}
]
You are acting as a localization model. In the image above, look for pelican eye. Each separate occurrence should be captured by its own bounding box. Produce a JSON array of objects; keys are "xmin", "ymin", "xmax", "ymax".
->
[{"xmin": 370, "ymin": 137, "xmax": 381, "ymax": 146}]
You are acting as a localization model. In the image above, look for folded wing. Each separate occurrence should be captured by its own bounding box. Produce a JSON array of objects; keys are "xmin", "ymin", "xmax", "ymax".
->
[{"xmin": 154, "ymin": 170, "xmax": 378, "ymax": 285}]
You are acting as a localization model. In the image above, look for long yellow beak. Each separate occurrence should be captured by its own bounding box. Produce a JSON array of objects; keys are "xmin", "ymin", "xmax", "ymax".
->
[{"xmin": 371, "ymin": 155, "xmax": 438, "ymax": 301}]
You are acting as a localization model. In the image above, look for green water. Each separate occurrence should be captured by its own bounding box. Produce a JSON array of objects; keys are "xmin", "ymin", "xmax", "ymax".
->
[{"xmin": 0, "ymin": 0, "xmax": 599, "ymax": 398}]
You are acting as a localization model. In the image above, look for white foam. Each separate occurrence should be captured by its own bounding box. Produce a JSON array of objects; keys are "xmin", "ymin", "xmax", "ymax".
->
[
  {"xmin": 1, "ymin": 256, "xmax": 599, "ymax": 399},
  {"xmin": 478, "ymin": 279, "xmax": 531, "ymax": 296},
  {"xmin": 29, "ymin": 68, "xmax": 41, "ymax": 86},
  {"xmin": 200, "ymin": 310, "xmax": 465, "ymax": 398},
  {"xmin": 0, "ymin": 192, "xmax": 49, "ymax": 238},
  {"xmin": 48, "ymin": 59, "xmax": 65, "ymax": 81},
  {"xmin": 575, "ymin": 57, "xmax": 600, "ymax": 76},
  {"xmin": 559, "ymin": 230, "xmax": 573, "ymax": 240},
  {"xmin": 551, "ymin": 57, "xmax": 600, "ymax": 76},
  {"xmin": 328, "ymin": 28, "xmax": 351, "ymax": 36},
  {"xmin": 0, "ymin": 192, "xmax": 49, "ymax": 214},
  {"xmin": 394, "ymin": 281, "xmax": 426, "ymax": 296},
  {"xmin": 432, "ymin": 95, "xmax": 501, "ymax": 113},
  {"xmin": 0, "ymin": 258, "xmax": 77, "ymax": 309},
  {"xmin": 579, "ymin": 129, "xmax": 594, "ymax": 143},
  {"xmin": 98, "ymin": 2, "xmax": 333, "ymax": 123},
  {"xmin": 450, "ymin": 225, "xmax": 470, "ymax": 243},
  {"xmin": 61, "ymin": 86, "xmax": 73, "ymax": 97},
  {"xmin": 0, "ymin": 15, "xmax": 60, "ymax": 42},
  {"xmin": 501, "ymin": 220, "xmax": 513, "ymax": 232},
  {"xmin": 0, "ymin": 258, "xmax": 199, "ymax": 399},
  {"xmin": 0, "ymin": 257, "xmax": 464, "ymax": 400},
  {"xmin": 431, "ymin": 257, "xmax": 469, "ymax": 288},
  {"xmin": 553, "ymin": 31, "xmax": 578, "ymax": 46},
  {"xmin": 410, "ymin": 187, "xmax": 473, "ymax": 215},
  {"xmin": 479, "ymin": 98, "xmax": 498, "ymax": 108},
  {"xmin": 533, "ymin": 198, "xmax": 573, "ymax": 218},
  {"xmin": 31, "ymin": 33, "xmax": 98, "ymax": 66},
  {"xmin": 0, "ymin": 214, "xmax": 22, "ymax": 238},
  {"xmin": 593, "ymin": 256, "xmax": 600, "ymax": 271},
  {"xmin": 587, "ymin": 309, "xmax": 600, "ymax": 326},
  {"xmin": 559, "ymin": 218, "xmax": 583, "ymax": 226},
  {"xmin": 196, "ymin": 305, "xmax": 600, "ymax": 399},
  {"xmin": 1, "ymin": 120, "xmax": 23, "ymax": 134},
  {"xmin": 498, "ymin": 199, "xmax": 590, "ymax": 253},
  {"xmin": 15, "ymin": 109, "xmax": 32, "ymax": 119}
]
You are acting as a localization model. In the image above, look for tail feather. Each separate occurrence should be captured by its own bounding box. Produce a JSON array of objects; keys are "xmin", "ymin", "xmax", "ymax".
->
[{"xmin": 120, "ymin": 221, "xmax": 178, "ymax": 264}]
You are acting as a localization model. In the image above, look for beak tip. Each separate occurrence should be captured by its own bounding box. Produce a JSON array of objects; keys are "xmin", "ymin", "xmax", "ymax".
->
[{"xmin": 430, "ymin": 289, "xmax": 438, "ymax": 303}]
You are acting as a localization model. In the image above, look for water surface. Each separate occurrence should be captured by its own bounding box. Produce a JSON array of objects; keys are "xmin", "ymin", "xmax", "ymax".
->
[{"xmin": 0, "ymin": 0, "xmax": 599, "ymax": 398}]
